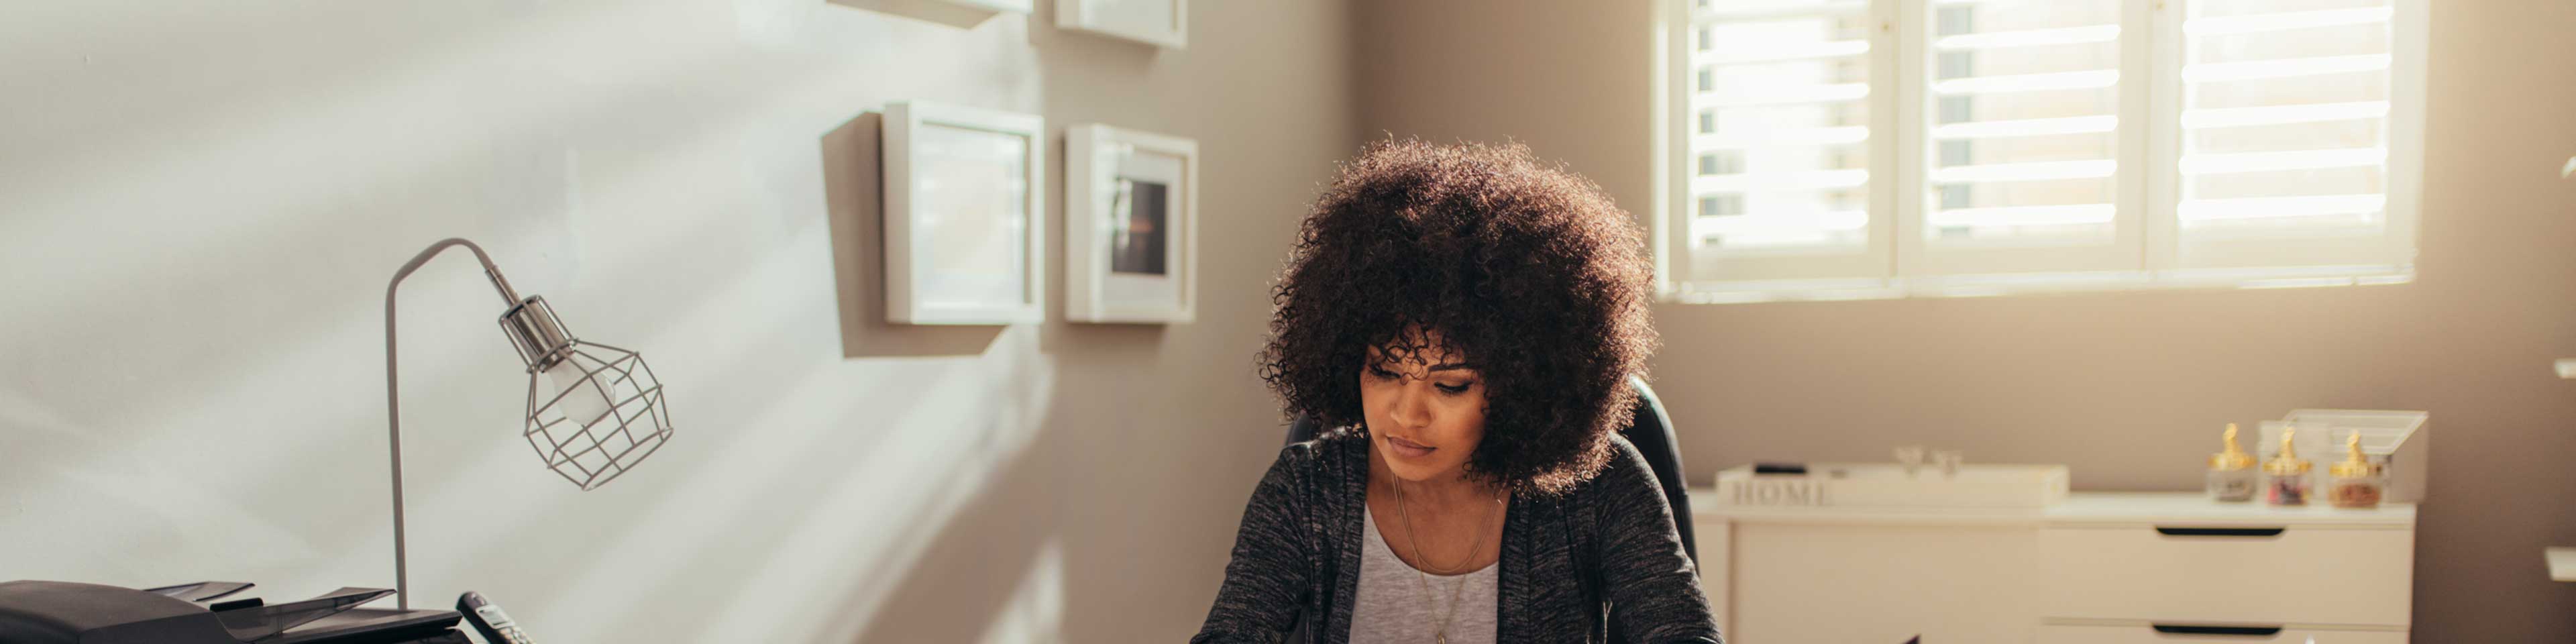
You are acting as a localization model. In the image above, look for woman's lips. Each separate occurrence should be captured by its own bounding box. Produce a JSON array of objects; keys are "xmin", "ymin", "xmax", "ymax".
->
[{"xmin": 1385, "ymin": 435, "xmax": 1436, "ymax": 459}]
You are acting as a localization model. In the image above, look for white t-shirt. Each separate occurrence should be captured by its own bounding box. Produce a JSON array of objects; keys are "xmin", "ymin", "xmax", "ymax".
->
[{"xmin": 1348, "ymin": 507, "xmax": 1500, "ymax": 644}]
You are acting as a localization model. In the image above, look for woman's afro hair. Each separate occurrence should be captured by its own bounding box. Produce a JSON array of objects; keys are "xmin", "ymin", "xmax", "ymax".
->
[{"xmin": 1257, "ymin": 139, "xmax": 1658, "ymax": 494}]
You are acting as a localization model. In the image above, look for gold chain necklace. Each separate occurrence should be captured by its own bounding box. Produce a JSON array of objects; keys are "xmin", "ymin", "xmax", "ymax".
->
[
  {"xmin": 1395, "ymin": 479, "xmax": 1497, "ymax": 574},
  {"xmin": 1393, "ymin": 480, "xmax": 1501, "ymax": 643},
  {"xmin": 1410, "ymin": 564, "xmax": 1469, "ymax": 644}
]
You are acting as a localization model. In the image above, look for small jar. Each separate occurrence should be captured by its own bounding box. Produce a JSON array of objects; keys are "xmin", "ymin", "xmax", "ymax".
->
[
  {"xmin": 2262, "ymin": 427, "xmax": 2313, "ymax": 506},
  {"xmin": 2206, "ymin": 423, "xmax": 2258, "ymax": 502},
  {"xmin": 2327, "ymin": 431, "xmax": 2383, "ymax": 509}
]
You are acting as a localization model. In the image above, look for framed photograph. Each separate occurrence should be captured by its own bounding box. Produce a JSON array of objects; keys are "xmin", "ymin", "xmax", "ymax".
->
[
  {"xmin": 1065, "ymin": 124, "xmax": 1197, "ymax": 323},
  {"xmin": 1056, "ymin": 0, "xmax": 1186, "ymax": 49},
  {"xmin": 882, "ymin": 101, "xmax": 1046, "ymax": 325}
]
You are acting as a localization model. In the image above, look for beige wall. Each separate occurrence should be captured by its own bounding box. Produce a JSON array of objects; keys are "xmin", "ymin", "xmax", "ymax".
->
[
  {"xmin": 1358, "ymin": 1, "xmax": 2576, "ymax": 641},
  {"xmin": 0, "ymin": 0, "xmax": 1350, "ymax": 641}
]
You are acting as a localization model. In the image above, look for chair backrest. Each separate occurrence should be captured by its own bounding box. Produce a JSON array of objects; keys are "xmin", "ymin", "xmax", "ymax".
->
[
  {"xmin": 1619, "ymin": 375, "xmax": 1698, "ymax": 566},
  {"xmin": 1279, "ymin": 375, "xmax": 1697, "ymax": 565}
]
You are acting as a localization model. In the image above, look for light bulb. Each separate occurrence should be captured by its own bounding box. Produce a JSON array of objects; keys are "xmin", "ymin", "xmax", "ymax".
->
[
  {"xmin": 527, "ymin": 347, "xmax": 661, "ymax": 482},
  {"xmin": 542, "ymin": 358, "xmax": 617, "ymax": 429}
]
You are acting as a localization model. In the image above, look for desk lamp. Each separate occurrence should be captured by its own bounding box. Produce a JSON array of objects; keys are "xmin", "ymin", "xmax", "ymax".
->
[{"xmin": 383, "ymin": 237, "xmax": 674, "ymax": 608}]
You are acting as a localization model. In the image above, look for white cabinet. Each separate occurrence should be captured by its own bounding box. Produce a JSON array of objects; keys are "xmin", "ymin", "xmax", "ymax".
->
[
  {"xmin": 1693, "ymin": 492, "xmax": 2416, "ymax": 644},
  {"xmin": 2035, "ymin": 624, "xmax": 2407, "ymax": 644}
]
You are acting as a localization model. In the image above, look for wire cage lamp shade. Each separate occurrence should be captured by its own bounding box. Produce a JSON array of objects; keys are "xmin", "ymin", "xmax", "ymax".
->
[{"xmin": 507, "ymin": 296, "xmax": 673, "ymax": 490}]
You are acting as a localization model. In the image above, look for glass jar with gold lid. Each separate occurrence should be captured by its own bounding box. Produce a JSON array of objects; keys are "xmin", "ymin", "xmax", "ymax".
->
[
  {"xmin": 2206, "ymin": 423, "xmax": 2258, "ymax": 502},
  {"xmin": 2327, "ymin": 430, "xmax": 2384, "ymax": 509},
  {"xmin": 2263, "ymin": 426, "xmax": 2313, "ymax": 506}
]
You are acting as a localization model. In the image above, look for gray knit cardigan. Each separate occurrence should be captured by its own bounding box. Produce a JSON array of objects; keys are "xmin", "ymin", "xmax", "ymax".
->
[{"xmin": 1191, "ymin": 431, "xmax": 1722, "ymax": 643}]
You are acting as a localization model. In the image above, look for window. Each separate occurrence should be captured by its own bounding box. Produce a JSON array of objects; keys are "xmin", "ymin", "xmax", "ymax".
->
[{"xmin": 1658, "ymin": 0, "xmax": 2424, "ymax": 301}]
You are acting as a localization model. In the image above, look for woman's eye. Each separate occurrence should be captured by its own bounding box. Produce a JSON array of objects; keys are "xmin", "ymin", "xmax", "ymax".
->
[
  {"xmin": 1436, "ymin": 382, "xmax": 1473, "ymax": 394},
  {"xmin": 1368, "ymin": 366, "xmax": 1399, "ymax": 380}
]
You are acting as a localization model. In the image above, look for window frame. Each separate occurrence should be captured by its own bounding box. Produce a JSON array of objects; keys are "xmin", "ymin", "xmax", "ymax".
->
[{"xmin": 1654, "ymin": 0, "xmax": 2425, "ymax": 303}]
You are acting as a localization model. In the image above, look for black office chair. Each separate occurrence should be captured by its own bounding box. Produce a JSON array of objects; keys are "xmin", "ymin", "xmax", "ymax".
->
[{"xmin": 1280, "ymin": 374, "xmax": 1698, "ymax": 564}]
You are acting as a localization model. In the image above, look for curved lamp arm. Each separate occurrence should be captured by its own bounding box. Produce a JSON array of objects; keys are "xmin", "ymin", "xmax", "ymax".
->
[{"xmin": 382, "ymin": 238, "xmax": 521, "ymax": 610}]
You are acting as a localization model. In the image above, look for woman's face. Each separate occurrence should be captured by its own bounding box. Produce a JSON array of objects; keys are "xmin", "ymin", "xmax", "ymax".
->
[{"xmin": 1360, "ymin": 329, "xmax": 1489, "ymax": 483}]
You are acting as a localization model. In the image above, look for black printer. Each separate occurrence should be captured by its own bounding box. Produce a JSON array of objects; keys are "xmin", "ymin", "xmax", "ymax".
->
[{"xmin": 0, "ymin": 580, "xmax": 463, "ymax": 644}]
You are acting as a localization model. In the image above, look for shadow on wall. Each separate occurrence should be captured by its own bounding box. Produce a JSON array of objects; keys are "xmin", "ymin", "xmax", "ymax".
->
[
  {"xmin": 516, "ymin": 319, "xmax": 1057, "ymax": 641},
  {"xmin": 828, "ymin": 389, "xmax": 1071, "ymax": 643},
  {"xmin": 819, "ymin": 319, "xmax": 1252, "ymax": 643},
  {"xmin": 820, "ymin": 111, "xmax": 1008, "ymax": 358}
]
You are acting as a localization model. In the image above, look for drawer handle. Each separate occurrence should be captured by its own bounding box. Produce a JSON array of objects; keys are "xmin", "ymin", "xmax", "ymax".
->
[
  {"xmin": 2151, "ymin": 624, "xmax": 2285, "ymax": 637},
  {"xmin": 2154, "ymin": 527, "xmax": 2286, "ymax": 537}
]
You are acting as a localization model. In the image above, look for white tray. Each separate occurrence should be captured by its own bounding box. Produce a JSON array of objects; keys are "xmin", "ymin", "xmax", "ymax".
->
[{"xmin": 1711, "ymin": 463, "xmax": 2071, "ymax": 509}]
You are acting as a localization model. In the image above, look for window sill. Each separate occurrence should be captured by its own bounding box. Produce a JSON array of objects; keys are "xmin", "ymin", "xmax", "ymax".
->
[{"xmin": 1661, "ymin": 264, "xmax": 2414, "ymax": 305}]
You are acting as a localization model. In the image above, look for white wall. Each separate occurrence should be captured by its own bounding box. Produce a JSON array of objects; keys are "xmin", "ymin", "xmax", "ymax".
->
[{"xmin": 0, "ymin": 1, "xmax": 1354, "ymax": 641}]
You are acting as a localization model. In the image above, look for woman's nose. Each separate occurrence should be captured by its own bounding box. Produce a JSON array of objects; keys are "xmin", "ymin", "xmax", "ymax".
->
[{"xmin": 1388, "ymin": 382, "xmax": 1432, "ymax": 429}]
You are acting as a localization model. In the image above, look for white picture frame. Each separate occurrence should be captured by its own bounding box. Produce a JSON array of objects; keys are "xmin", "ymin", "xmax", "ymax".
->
[
  {"xmin": 1065, "ymin": 124, "xmax": 1197, "ymax": 323},
  {"xmin": 882, "ymin": 101, "xmax": 1046, "ymax": 325},
  {"xmin": 1056, "ymin": 0, "xmax": 1186, "ymax": 49},
  {"xmin": 936, "ymin": 0, "xmax": 1032, "ymax": 13}
]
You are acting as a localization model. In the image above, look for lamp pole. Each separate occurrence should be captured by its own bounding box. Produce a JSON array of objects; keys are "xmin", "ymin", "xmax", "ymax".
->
[{"xmin": 382, "ymin": 238, "xmax": 518, "ymax": 610}]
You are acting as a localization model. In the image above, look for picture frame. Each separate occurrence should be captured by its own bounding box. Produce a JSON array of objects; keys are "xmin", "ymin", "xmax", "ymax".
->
[
  {"xmin": 881, "ymin": 101, "xmax": 1047, "ymax": 325},
  {"xmin": 1065, "ymin": 124, "xmax": 1197, "ymax": 323},
  {"xmin": 1056, "ymin": 0, "xmax": 1187, "ymax": 49}
]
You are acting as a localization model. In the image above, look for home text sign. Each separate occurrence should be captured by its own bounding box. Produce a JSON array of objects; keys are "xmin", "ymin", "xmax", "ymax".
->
[{"xmin": 1717, "ymin": 478, "xmax": 1831, "ymax": 506}]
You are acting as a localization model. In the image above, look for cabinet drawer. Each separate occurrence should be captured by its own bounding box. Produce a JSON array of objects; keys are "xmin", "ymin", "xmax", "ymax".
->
[
  {"xmin": 2039, "ymin": 623, "xmax": 2405, "ymax": 643},
  {"xmin": 1729, "ymin": 523, "xmax": 2041, "ymax": 644},
  {"xmin": 2039, "ymin": 525, "xmax": 2411, "ymax": 626}
]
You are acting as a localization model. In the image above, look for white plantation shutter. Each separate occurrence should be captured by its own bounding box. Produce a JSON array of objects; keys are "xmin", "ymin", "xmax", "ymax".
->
[
  {"xmin": 1659, "ymin": 0, "xmax": 2422, "ymax": 300},
  {"xmin": 1667, "ymin": 0, "xmax": 1893, "ymax": 283},
  {"xmin": 1900, "ymin": 0, "xmax": 2141, "ymax": 276},
  {"xmin": 2159, "ymin": 0, "xmax": 2421, "ymax": 271}
]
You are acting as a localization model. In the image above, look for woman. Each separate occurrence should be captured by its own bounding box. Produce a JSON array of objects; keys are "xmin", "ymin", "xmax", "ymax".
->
[{"xmin": 1194, "ymin": 141, "xmax": 1719, "ymax": 643}]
